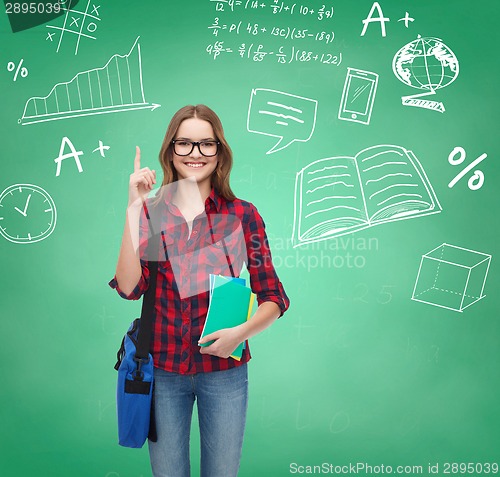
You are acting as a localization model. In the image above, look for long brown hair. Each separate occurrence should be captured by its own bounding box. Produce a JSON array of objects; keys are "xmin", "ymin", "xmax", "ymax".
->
[{"xmin": 156, "ymin": 104, "xmax": 236, "ymax": 201}]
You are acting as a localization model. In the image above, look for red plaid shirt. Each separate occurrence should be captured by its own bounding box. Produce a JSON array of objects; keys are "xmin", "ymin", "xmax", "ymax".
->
[{"xmin": 109, "ymin": 187, "xmax": 289, "ymax": 374}]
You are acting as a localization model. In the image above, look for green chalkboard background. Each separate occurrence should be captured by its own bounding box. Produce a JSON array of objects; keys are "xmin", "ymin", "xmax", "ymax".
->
[{"xmin": 1, "ymin": 0, "xmax": 499, "ymax": 476}]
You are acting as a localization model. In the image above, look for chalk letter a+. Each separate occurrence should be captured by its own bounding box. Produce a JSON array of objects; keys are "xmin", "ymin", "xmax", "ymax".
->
[
  {"xmin": 54, "ymin": 137, "xmax": 84, "ymax": 177},
  {"xmin": 361, "ymin": 2, "xmax": 390, "ymax": 37}
]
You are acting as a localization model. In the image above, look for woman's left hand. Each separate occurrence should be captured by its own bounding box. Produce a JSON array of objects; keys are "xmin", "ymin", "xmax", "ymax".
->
[{"xmin": 198, "ymin": 326, "xmax": 245, "ymax": 359}]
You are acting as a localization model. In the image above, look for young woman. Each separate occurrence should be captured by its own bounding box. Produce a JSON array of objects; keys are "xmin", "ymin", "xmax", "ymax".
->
[{"xmin": 110, "ymin": 104, "xmax": 290, "ymax": 476}]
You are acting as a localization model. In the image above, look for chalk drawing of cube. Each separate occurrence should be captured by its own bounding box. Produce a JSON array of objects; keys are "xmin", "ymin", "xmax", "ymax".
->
[{"xmin": 411, "ymin": 243, "xmax": 491, "ymax": 312}]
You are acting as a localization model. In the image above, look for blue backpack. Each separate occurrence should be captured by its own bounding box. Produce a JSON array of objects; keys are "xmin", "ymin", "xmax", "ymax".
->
[
  {"xmin": 114, "ymin": 205, "xmax": 160, "ymax": 448},
  {"xmin": 115, "ymin": 318, "xmax": 157, "ymax": 448}
]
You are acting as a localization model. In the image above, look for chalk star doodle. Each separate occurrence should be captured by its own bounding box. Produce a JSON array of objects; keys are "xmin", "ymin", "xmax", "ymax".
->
[
  {"xmin": 92, "ymin": 140, "xmax": 110, "ymax": 157},
  {"xmin": 46, "ymin": 0, "xmax": 102, "ymax": 55}
]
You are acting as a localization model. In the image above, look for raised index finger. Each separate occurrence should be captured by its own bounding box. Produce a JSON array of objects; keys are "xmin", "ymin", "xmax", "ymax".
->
[{"xmin": 133, "ymin": 146, "xmax": 141, "ymax": 172}]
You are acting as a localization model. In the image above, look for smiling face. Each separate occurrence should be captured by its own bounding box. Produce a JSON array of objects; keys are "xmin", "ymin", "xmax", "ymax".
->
[{"xmin": 171, "ymin": 117, "xmax": 219, "ymax": 195}]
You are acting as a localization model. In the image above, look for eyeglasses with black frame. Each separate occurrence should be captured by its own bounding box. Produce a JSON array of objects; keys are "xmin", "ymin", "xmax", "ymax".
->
[{"xmin": 172, "ymin": 139, "xmax": 220, "ymax": 157}]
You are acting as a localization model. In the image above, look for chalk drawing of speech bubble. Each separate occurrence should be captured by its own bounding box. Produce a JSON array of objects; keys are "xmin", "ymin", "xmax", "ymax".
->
[{"xmin": 247, "ymin": 88, "xmax": 318, "ymax": 154}]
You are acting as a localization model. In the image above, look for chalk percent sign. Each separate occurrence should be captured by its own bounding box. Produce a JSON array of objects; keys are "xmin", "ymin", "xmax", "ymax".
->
[
  {"xmin": 447, "ymin": 146, "xmax": 487, "ymax": 190},
  {"xmin": 6, "ymin": 59, "xmax": 28, "ymax": 81}
]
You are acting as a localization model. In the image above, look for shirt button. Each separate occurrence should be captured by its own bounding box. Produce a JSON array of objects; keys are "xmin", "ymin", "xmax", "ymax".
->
[{"xmin": 192, "ymin": 230, "xmax": 198, "ymax": 235}]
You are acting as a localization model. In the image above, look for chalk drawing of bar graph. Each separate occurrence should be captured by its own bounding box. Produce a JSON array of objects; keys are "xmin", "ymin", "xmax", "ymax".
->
[{"xmin": 19, "ymin": 37, "xmax": 160, "ymax": 126}]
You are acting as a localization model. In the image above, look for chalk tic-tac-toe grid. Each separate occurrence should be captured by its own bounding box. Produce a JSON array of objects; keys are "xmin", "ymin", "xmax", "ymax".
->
[{"xmin": 46, "ymin": 0, "xmax": 102, "ymax": 55}]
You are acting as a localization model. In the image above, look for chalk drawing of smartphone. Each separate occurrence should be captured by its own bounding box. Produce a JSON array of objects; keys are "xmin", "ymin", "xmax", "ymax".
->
[{"xmin": 338, "ymin": 68, "xmax": 379, "ymax": 125}]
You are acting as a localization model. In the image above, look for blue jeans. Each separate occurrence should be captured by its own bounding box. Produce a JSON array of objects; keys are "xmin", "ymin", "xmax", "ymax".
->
[{"xmin": 148, "ymin": 364, "xmax": 248, "ymax": 477}]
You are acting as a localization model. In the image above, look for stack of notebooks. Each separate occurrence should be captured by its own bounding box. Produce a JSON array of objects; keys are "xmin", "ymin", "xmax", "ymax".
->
[{"xmin": 200, "ymin": 274, "xmax": 256, "ymax": 360}]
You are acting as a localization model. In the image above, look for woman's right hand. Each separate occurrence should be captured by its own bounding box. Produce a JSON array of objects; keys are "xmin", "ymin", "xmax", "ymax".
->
[{"xmin": 128, "ymin": 146, "xmax": 156, "ymax": 206}]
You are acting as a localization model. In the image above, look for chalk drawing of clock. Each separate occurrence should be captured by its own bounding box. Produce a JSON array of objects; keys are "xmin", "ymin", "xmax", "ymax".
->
[{"xmin": 0, "ymin": 184, "xmax": 57, "ymax": 244}]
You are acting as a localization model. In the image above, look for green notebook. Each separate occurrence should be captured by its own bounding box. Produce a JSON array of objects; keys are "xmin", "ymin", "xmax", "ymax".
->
[{"xmin": 200, "ymin": 274, "xmax": 255, "ymax": 360}]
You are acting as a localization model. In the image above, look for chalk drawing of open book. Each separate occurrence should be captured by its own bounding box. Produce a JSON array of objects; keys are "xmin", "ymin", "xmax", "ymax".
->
[
  {"xmin": 292, "ymin": 145, "xmax": 441, "ymax": 247},
  {"xmin": 19, "ymin": 37, "xmax": 160, "ymax": 125}
]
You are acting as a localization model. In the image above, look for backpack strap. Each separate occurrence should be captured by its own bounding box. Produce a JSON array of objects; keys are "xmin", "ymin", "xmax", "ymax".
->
[
  {"xmin": 114, "ymin": 335, "xmax": 126, "ymax": 371},
  {"xmin": 207, "ymin": 212, "xmax": 235, "ymax": 278},
  {"xmin": 134, "ymin": 202, "xmax": 163, "ymax": 365}
]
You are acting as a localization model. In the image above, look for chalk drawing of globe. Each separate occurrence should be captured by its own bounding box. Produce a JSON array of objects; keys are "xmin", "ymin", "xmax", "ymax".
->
[{"xmin": 392, "ymin": 35, "xmax": 459, "ymax": 91}]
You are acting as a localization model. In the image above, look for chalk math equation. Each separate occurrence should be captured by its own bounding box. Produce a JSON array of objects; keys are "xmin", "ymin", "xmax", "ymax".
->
[
  {"xmin": 208, "ymin": 18, "xmax": 335, "ymax": 44},
  {"xmin": 206, "ymin": 41, "xmax": 342, "ymax": 65},
  {"xmin": 210, "ymin": 0, "xmax": 334, "ymax": 20},
  {"xmin": 206, "ymin": 0, "xmax": 338, "ymax": 64}
]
